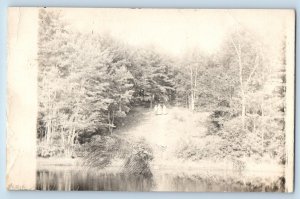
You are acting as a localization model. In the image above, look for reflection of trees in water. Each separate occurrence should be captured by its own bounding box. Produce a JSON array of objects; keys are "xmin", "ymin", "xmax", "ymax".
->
[
  {"xmin": 36, "ymin": 169, "xmax": 285, "ymax": 191},
  {"xmin": 36, "ymin": 170, "xmax": 154, "ymax": 191}
]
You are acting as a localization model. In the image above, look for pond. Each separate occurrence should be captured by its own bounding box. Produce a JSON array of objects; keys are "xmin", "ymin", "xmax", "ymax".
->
[{"xmin": 36, "ymin": 167, "xmax": 285, "ymax": 192}]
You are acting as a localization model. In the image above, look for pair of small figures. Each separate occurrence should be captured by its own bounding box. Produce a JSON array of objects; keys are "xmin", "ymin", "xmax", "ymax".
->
[{"xmin": 154, "ymin": 104, "xmax": 167, "ymax": 115}]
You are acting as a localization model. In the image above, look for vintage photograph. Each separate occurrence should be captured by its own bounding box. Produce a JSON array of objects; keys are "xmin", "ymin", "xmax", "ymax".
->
[{"xmin": 7, "ymin": 8, "xmax": 295, "ymax": 192}]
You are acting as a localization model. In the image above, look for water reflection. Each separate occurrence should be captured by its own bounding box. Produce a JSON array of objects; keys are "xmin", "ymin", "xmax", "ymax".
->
[
  {"xmin": 36, "ymin": 169, "xmax": 284, "ymax": 192},
  {"xmin": 37, "ymin": 169, "xmax": 154, "ymax": 191}
]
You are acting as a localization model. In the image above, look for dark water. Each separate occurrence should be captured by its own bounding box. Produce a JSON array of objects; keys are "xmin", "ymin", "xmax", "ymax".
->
[
  {"xmin": 37, "ymin": 169, "xmax": 154, "ymax": 191},
  {"xmin": 36, "ymin": 168, "xmax": 285, "ymax": 192}
]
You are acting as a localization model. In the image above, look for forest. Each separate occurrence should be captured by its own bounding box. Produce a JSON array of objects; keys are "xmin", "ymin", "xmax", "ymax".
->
[{"xmin": 37, "ymin": 9, "xmax": 287, "ymax": 182}]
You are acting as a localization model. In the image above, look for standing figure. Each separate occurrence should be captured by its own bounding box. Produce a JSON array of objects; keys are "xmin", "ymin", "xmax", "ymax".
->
[
  {"xmin": 162, "ymin": 104, "xmax": 167, "ymax": 115},
  {"xmin": 157, "ymin": 104, "xmax": 162, "ymax": 115},
  {"xmin": 153, "ymin": 104, "xmax": 158, "ymax": 114}
]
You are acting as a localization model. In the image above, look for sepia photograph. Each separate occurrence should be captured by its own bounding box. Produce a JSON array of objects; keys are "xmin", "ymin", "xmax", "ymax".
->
[{"xmin": 6, "ymin": 8, "xmax": 295, "ymax": 192}]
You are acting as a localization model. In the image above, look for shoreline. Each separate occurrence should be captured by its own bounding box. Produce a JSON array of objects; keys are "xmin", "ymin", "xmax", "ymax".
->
[{"xmin": 37, "ymin": 157, "xmax": 284, "ymax": 180}]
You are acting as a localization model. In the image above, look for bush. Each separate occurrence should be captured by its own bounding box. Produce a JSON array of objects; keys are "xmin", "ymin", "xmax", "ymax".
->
[
  {"xmin": 82, "ymin": 134, "xmax": 122, "ymax": 168},
  {"xmin": 175, "ymin": 135, "xmax": 223, "ymax": 161},
  {"xmin": 82, "ymin": 135, "xmax": 153, "ymax": 177},
  {"xmin": 123, "ymin": 139, "xmax": 153, "ymax": 177},
  {"xmin": 207, "ymin": 101, "xmax": 232, "ymax": 135},
  {"xmin": 37, "ymin": 143, "xmax": 64, "ymax": 158}
]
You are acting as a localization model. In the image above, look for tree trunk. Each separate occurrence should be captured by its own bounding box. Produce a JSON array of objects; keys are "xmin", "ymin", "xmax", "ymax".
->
[
  {"xmin": 108, "ymin": 110, "xmax": 115, "ymax": 134},
  {"xmin": 241, "ymin": 91, "xmax": 246, "ymax": 128},
  {"xmin": 66, "ymin": 127, "xmax": 76, "ymax": 157},
  {"xmin": 108, "ymin": 111, "xmax": 112, "ymax": 134},
  {"xmin": 261, "ymin": 69, "xmax": 265, "ymax": 155},
  {"xmin": 61, "ymin": 129, "xmax": 65, "ymax": 149},
  {"xmin": 194, "ymin": 66, "xmax": 198, "ymax": 109},
  {"xmin": 46, "ymin": 93, "xmax": 52, "ymax": 145},
  {"xmin": 46, "ymin": 121, "xmax": 51, "ymax": 144},
  {"xmin": 231, "ymin": 37, "xmax": 245, "ymax": 129},
  {"xmin": 190, "ymin": 66, "xmax": 195, "ymax": 111},
  {"xmin": 186, "ymin": 94, "xmax": 189, "ymax": 108},
  {"xmin": 150, "ymin": 94, "xmax": 153, "ymax": 109}
]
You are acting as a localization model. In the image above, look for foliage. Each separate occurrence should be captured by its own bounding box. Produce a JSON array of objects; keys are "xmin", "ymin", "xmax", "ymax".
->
[
  {"xmin": 37, "ymin": 10, "xmax": 178, "ymax": 157},
  {"xmin": 81, "ymin": 135, "xmax": 122, "ymax": 168},
  {"xmin": 37, "ymin": 9, "xmax": 287, "ymax": 168},
  {"xmin": 123, "ymin": 139, "xmax": 153, "ymax": 177},
  {"xmin": 82, "ymin": 134, "xmax": 153, "ymax": 177}
]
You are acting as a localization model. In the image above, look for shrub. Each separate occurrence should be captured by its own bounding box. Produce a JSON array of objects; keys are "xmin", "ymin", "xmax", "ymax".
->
[
  {"xmin": 123, "ymin": 139, "xmax": 153, "ymax": 177},
  {"xmin": 82, "ymin": 134, "xmax": 122, "ymax": 168},
  {"xmin": 37, "ymin": 143, "xmax": 64, "ymax": 158}
]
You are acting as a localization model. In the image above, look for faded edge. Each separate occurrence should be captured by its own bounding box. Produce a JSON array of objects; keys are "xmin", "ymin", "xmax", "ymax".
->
[
  {"xmin": 284, "ymin": 9, "xmax": 295, "ymax": 193},
  {"xmin": 6, "ymin": 7, "xmax": 38, "ymax": 190}
]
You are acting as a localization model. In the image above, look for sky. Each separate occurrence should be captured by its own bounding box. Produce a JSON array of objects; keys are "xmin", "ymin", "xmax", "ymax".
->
[{"xmin": 57, "ymin": 8, "xmax": 291, "ymax": 56}]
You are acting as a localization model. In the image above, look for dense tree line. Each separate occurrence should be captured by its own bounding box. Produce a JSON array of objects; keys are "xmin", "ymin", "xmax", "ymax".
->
[
  {"xmin": 37, "ymin": 9, "xmax": 287, "ymax": 164},
  {"xmin": 175, "ymin": 30, "xmax": 287, "ymax": 163},
  {"xmin": 37, "ymin": 9, "xmax": 176, "ymax": 157}
]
